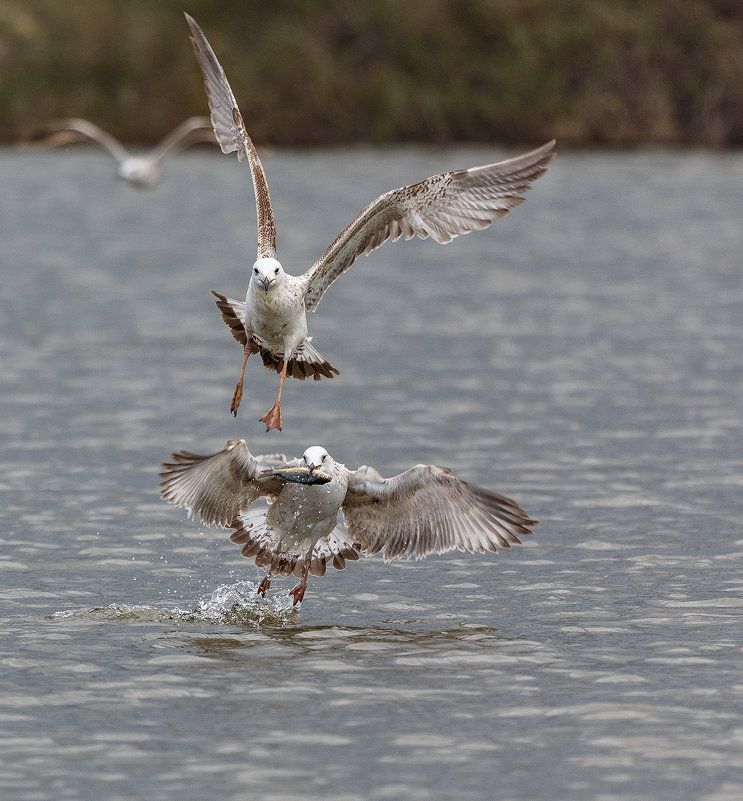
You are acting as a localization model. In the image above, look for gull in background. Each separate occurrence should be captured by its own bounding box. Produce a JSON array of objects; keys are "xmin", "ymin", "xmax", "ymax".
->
[
  {"xmin": 159, "ymin": 440, "xmax": 538, "ymax": 605},
  {"xmin": 23, "ymin": 116, "xmax": 215, "ymax": 188},
  {"xmin": 185, "ymin": 14, "xmax": 556, "ymax": 431}
]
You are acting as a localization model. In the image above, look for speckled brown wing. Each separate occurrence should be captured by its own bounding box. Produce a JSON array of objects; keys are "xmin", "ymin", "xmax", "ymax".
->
[
  {"xmin": 341, "ymin": 464, "xmax": 538, "ymax": 561},
  {"xmin": 186, "ymin": 14, "xmax": 277, "ymax": 259},
  {"xmin": 212, "ymin": 291, "xmax": 247, "ymax": 346},
  {"xmin": 159, "ymin": 439, "xmax": 294, "ymax": 527},
  {"xmin": 302, "ymin": 140, "xmax": 555, "ymax": 310}
]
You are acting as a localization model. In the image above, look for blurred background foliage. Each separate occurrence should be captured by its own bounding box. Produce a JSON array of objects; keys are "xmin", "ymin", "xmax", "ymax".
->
[{"xmin": 1, "ymin": 0, "xmax": 742, "ymax": 147}]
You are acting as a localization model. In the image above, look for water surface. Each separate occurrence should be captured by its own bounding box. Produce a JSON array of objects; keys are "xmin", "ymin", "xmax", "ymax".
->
[{"xmin": 1, "ymin": 145, "xmax": 742, "ymax": 800}]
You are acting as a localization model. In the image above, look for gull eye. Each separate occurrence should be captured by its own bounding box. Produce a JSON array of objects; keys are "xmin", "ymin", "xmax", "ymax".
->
[
  {"xmin": 253, "ymin": 267, "xmax": 259, "ymax": 274},
  {"xmin": 274, "ymin": 267, "xmax": 279, "ymax": 275}
]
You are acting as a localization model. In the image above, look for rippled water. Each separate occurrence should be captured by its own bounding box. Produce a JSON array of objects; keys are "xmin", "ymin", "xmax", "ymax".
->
[{"xmin": 1, "ymin": 145, "xmax": 742, "ymax": 800}]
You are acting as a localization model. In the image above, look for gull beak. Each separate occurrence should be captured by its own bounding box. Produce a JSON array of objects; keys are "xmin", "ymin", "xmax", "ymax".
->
[{"xmin": 261, "ymin": 277, "xmax": 271, "ymax": 293}]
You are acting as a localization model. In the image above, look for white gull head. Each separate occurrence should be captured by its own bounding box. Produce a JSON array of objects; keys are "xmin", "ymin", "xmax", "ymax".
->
[
  {"xmin": 252, "ymin": 257, "xmax": 284, "ymax": 294},
  {"xmin": 303, "ymin": 445, "xmax": 330, "ymax": 473}
]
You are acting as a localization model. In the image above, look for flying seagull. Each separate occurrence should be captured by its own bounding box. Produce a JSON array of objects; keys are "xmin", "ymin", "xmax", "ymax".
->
[
  {"xmin": 159, "ymin": 440, "xmax": 538, "ymax": 605},
  {"xmin": 23, "ymin": 116, "xmax": 215, "ymax": 188},
  {"xmin": 185, "ymin": 14, "xmax": 556, "ymax": 431}
]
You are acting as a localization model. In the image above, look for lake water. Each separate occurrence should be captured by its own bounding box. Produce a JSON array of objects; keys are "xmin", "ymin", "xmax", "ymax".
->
[{"xmin": 1, "ymin": 144, "xmax": 742, "ymax": 801}]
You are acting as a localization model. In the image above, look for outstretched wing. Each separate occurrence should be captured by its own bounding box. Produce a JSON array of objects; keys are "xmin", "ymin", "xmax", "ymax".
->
[
  {"xmin": 22, "ymin": 118, "xmax": 130, "ymax": 163},
  {"xmin": 303, "ymin": 140, "xmax": 555, "ymax": 310},
  {"xmin": 149, "ymin": 116, "xmax": 216, "ymax": 163},
  {"xmin": 341, "ymin": 464, "xmax": 538, "ymax": 561},
  {"xmin": 185, "ymin": 13, "xmax": 277, "ymax": 258},
  {"xmin": 159, "ymin": 439, "xmax": 293, "ymax": 527}
]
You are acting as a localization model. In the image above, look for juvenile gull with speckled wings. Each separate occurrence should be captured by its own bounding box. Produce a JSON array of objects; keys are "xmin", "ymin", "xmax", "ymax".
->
[
  {"xmin": 160, "ymin": 440, "xmax": 538, "ymax": 605},
  {"xmin": 186, "ymin": 14, "xmax": 555, "ymax": 431}
]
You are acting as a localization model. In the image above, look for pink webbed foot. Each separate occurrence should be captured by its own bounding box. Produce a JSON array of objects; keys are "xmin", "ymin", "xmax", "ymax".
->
[
  {"xmin": 289, "ymin": 580, "xmax": 307, "ymax": 606},
  {"xmin": 260, "ymin": 400, "xmax": 283, "ymax": 432},
  {"xmin": 257, "ymin": 574, "xmax": 272, "ymax": 597}
]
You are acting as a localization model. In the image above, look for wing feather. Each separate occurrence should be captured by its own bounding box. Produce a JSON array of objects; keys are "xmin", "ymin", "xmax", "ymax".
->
[
  {"xmin": 159, "ymin": 439, "xmax": 292, "ymax": 527},
  {"xmin": 211, "ymin": 290, "xmax": 247, "ymax": 345},
  {"xmin": 185, "ymin": 15, "xmax": 244, "ymax": 159},
  {"xmin": 149, "ymin": 116, "xmax": 215, "ymax": 163},
  {"xmin": 303, "ymin": 140, "xmax": 555, "ymax": 310},
  {"xmin": 341, "ymin": 464, "xmax": 538, "ymax": 562},
  {"xmin": 23, "ymin": 118, "xmax": 130, "ymax": 162},
  {"xmin": 185, "ymin": 14, "xmax": 276, "ymax": 258}
]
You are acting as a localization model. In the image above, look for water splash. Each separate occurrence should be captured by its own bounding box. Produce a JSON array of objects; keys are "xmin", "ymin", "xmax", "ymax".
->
[
  {"xmin": 51, "ymin": 580, "xmax": 299, "ymax": 626},
  {"xmin": 175, "ymin": 579, "xmax": 297, "ymax": 624}
]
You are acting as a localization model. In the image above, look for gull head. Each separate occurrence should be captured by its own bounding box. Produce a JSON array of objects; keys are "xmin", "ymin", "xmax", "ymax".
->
[
  {"xmin": 252, "ymin": 257, "xmax": 284, "ymax": 294},
  {"xmin": 303, "ymin": 445, "xmax": 330, "ymax": 474},
  {"xmin": 263, "ymin": 446, "xmax": 333, "ymax": 486}
]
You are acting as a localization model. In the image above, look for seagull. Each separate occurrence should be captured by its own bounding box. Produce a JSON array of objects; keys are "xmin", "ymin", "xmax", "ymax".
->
[
  {"xmin": 23, "ymin": 116, "xmax": 215, "ymax": 188},
  {"xmin": 159, "ymin": 440, "xmax": 538, "ymax": 605},
  {"xmin": 185, "ymin": 14, "xmax": 556, "ymax": 431}
]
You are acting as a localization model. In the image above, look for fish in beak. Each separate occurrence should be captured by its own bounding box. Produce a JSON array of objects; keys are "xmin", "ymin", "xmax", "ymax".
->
[{"xmin": 261, "ymin": 465, "xmax": 332, "ymax": 485}]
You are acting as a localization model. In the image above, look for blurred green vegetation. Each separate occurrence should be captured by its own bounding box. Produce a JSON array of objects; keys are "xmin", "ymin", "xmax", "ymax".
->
[{"xmin": 1, "ymin": 0, "xmax": 742, "ymax": 147}]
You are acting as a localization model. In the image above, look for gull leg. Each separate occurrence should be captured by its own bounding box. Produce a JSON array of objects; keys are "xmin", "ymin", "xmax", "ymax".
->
[
  {"xmin": 260, "ymin": 359, "xmax": 288, "ymax": 432},
  {"xmin": 289, "ymin": 556, "xmax": 311, "ymax": 606},
  {"xmin": 230, "ymin": 342, "xmax": 254, "ymax": 417},
  {"xmin": 257, "ymin": 571, "xmax": 272, "ymax": 597}
]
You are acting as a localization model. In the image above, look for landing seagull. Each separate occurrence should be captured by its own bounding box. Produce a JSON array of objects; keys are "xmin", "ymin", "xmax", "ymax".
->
[
  {"xmin": 23, "ymin": 116, "xmax": 215, "ymax": 188},
  {"xmin": 159, "ymin": 440, "xmax": 538, "ymax": 605},
  {"xmin": 185, "ymin": 14, "xmax": 556, "ymax": 431}
]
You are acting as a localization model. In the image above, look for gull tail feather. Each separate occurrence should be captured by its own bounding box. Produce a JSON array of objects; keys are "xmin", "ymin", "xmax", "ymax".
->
[
  {"xmin": 255, "ymin": 339, "xmax": 340, "ymax": 381},
  {"xmin": 231, "ymin": 507, "xmax": 299, "ymax": 576},
  {"xmin": 212, "ymin": 290, "xmax": 338, "ymax": 380}
]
